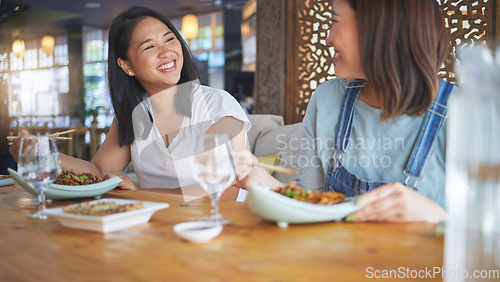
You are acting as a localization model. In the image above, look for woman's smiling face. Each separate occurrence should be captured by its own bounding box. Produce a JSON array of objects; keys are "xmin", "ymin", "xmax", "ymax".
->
[
  {"xmin": 326, "ymin": 0, "xmax": 366, "ymax": 80},
  {"xmin": 118, "ymin": 16, "xmax": 184, "ymax": 95}
]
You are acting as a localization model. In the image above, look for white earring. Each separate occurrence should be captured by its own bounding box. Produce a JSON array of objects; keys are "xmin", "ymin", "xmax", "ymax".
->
[{"xmin": 128, "ymin": 71, "xmax": 132, "ymax": 75}]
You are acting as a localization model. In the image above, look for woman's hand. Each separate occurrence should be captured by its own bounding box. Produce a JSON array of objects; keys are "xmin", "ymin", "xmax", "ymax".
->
[
  {"xmin": 235, "ymin": 166, "xmax": 284, "ymax": 191},
  {"xmin": 234, "ymin": 150, "xmax": 256, "ymax": 182},
  {"xmin": 9, "ymin": 129, "xmax": 32, "ymax": 162},
  {"xmin": 102, "ymin": 171, "xmax": 139, "ymax": 190},
  {"xmin": 233, "ymin": 150, "xmax": 284, "ymax": 190},
  {"xmin": 347, "ymin": 182, "xmax": 447, "ymax": 223}
]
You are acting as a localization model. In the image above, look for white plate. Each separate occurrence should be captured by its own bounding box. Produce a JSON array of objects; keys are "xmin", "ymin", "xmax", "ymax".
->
[
  {"xmin": 0, "ymin": 175, "xmax": 14, "ymax": 186},
  {"xmin": 246, "ymin": 183, "xmax": 361, "ymax": 227},
  {"xmin": 8, "ymin": 168, "xmax": 122, "ymax": 200},
  {"xmin": 44, "ymin": 198, "xmax": 169, "ymax": 233}
]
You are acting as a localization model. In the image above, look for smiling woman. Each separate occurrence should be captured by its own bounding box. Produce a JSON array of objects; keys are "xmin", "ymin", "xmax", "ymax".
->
[
  {"xmin": 237, "ymin": 0, "xmax": 456, "ymax": 223},
  {"xmin": 116, "ymin": 17, "xmax": 185, "ymax": 96},
  {"xmin": 9, "ymin": 6, "xmax": 251, "ymax": 201}
]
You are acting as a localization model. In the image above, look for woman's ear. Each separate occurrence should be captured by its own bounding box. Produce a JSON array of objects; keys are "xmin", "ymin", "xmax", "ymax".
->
[{"xmin": 117, "ymin": 58, "xmax": 135, "ymax": 76}]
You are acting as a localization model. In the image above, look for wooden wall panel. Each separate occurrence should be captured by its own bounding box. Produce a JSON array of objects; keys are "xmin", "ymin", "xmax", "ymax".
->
[{"xmin": 254, "ymin": 0, "xmax": 285, "ymax": 115}]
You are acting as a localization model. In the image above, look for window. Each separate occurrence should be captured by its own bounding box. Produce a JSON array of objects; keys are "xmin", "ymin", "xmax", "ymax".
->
[
  {"xmin": 83, "ymin": 27, "xmax": 112, "ymax": 128},
  {"xmin": 174, "ymin": 11, "xmax": 225, "ymax": 89},
  {"xmin": 1, "ymin": 35, "xmax": 69, "ymax": 119}
]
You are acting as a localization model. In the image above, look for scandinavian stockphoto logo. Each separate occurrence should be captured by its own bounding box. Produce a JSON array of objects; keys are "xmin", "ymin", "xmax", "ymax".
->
[
  {"xmin": 278, "ymin": 133, "xmax": 405, "ymax": 169},
  {"xmin": 131, "ymin": 79, "xmax": 244, "ymax": 202}
]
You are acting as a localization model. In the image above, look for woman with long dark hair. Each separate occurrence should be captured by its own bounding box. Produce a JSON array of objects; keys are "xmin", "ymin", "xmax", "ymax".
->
[
  {"xmin": 238, "ymin": 0, "xmax": 455, "ymax": 222},
  {"xmin": 11, "ymin": 6, "xmax": 250, "ymax": 199}
]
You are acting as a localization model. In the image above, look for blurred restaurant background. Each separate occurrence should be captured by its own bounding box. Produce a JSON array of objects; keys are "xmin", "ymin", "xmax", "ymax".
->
[{"xmin": 0, "ymin": 0, "xmax": 498, "ymax": 173}]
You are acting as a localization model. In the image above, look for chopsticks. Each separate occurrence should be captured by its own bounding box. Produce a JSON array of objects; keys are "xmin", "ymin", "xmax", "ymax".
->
[
  {"xmin": 49, "ymin": 129, "xmax": 76, "ymax": 137},
  {"xmin": 7, "ymin": 136, "xmax": 72, "ymax": 140},
  {"xmin": 7, "ymin": 129, "xmax": 75, "ymax": 145},
  {"xmin": 253, "ymin": 162, "xmax": 298, "ymax": 175}
]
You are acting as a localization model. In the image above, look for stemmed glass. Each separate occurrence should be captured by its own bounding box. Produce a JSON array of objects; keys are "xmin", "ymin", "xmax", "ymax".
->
[
  {"xmin": 18, "ymin": 136, "xmax": 61, "ymax": 219},
  {"xmin": 193, "ymin": 134, "xmax": 236, "ymax": 225}
]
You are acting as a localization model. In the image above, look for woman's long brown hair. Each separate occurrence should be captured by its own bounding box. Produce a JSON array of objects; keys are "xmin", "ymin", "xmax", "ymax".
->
[{"xmin": 347, "ymin": 0, "xmax": 454, "ymax": 121}]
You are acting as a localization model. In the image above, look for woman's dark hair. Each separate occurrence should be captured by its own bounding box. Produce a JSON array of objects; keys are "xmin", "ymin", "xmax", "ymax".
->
[
  {"xmin": 108, "ymin": 6, "xmax": 200, "ymax": 146},
  {"xmin": 346, "ymin": 0, "xmax": 455, "ymax": 121}
]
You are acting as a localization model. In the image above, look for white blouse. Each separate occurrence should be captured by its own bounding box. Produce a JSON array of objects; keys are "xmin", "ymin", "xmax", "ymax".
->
[{"xmin": 130, "ymin": 83, "xmax": 251, "ymax": 200}]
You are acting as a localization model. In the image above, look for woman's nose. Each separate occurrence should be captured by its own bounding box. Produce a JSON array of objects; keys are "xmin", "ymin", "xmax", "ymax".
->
[
  {"xmin": 158, "ymin": 45, "xmax": 171, "ymax": 57},
  {"xmin": 325, "ymin": 30, "xmax": 334, "ymax": 47}
]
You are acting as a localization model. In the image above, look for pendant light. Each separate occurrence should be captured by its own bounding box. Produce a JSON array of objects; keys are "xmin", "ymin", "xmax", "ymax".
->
[
  {"xmin": 12, "ymin": 39, "xmax": 25, "ymax": 58},
  {"xmin": 41, "ymin": 35, "xmax": 55, "ymax": 55},
  {"xmin": 182, "ymin": 14, "xmax": 199, "ymax": 40}
]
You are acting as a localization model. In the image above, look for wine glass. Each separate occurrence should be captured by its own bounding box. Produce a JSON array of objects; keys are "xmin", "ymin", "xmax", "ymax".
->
[
  {"xmin": 18, "ymin": 136, "xmax": 61, "ymax": 219},
  {"xmin": 193, "ymin": 134, "xmax": 236, "ymax": 224}
]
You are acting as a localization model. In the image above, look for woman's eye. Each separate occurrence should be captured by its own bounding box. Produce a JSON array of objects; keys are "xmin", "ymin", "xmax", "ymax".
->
[
  {"xmin": 144, "ymin": 46, "xmax": 154, "ymax": 51},
  {"xmin": 166, "ymin": 37, "xmax": 175, "ymax": 43}
]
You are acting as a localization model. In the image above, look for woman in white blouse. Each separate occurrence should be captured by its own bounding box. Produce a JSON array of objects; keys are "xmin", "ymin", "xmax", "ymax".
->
[{"xmin": 10, "ymin": 6, "xmax": 250, "ymax": 200}]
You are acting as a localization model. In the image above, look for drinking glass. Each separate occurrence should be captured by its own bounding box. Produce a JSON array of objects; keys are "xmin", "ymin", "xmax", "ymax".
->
[
  {"xmin": 193, "ymin": 134, "xmax": 236, "ymax": 224},
  {"xmin": 445, "ymin": 47, "xmax": 500, "ymax": 281},
  {"xmin": 18, "ymin": 136, "xmax": 61, "ymax": 219}
]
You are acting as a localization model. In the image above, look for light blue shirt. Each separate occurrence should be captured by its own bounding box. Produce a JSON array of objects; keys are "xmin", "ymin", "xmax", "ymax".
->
[{"xmin": 296, "ymin": 78, "xmax": 447, "ymax": 208}]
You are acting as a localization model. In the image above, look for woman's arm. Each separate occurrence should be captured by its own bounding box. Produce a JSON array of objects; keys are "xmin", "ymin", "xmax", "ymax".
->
[
  {"xmin": 9, "ymin": 128, "xmax": 127, "ymax": 177},
  {"xmin": 90, "ymin": 120, "xmax": 136, "ymax": 189},
  {"xmin": 207, "ymin": 116, "xmax": 246, "ymax": 151},
  {"xmin": 91, "ymin": 120, "xmax": 131, "ymax": 173},
  {"xmin": 295, "ymin": 90, "xmax": 324, "ymax": 192}
]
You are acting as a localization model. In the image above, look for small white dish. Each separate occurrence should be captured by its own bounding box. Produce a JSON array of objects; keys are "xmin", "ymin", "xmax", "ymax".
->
[
  {"xmin": 173, "ymin": 221, "xmax": 223, "ymax": 243},
  {"xmin": 44, "ymin": 198, "xmax": 169, "ymax": 233},
  {"xmin": 0, "ymin": 175, "xmax": 14, "ymax": 186}
]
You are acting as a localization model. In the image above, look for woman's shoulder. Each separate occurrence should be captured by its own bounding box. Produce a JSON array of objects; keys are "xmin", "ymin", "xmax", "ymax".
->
[
  {"xmin": 191, "ymin": 85, "xmax": 248, "ymax": 119},
  {"xmin": 195, "ymin": 85, "xmax": 234, "ymax": 102},
  {"xmin": 190, "ymin": 85, "xmax": 250, "ymax": 133},
  {"xmin": 311, "ymin": 77, "xmax": 346, "ymax": 104}
]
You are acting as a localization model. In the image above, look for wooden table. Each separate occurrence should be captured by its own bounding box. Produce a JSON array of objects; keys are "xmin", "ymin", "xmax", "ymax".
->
[{"xmin": 0, "ymin": 184, "xmax": 444, "ymax": 281}]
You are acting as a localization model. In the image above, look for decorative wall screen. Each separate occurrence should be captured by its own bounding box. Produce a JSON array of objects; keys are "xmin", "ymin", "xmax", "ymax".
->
[
  {"xmin": 288, "ymin": 0, "xmax": 496, "ymax": 123},
  {"xmin": 292, "ymin": 0, "xmax": 334, "ymax": 123},
  {"xmin": 438, "ymin": 0, "xmax": 495, "ymax": 81}
]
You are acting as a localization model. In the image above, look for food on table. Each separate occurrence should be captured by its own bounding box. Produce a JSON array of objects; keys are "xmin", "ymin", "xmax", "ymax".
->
[
  {"xmin": 0, "ymin": 175, "xmax": 12, "ymax": 180},
  {"xmin": 275, "ymin": 181, "xmax": 346, "ymax": 205},
  {"xmin": 54, "ymin": 170, "xmax": 103, "ymax": 185},
  {"xmin": 62, "ymin": 201, "xmax": 144, "ymax": 216}
]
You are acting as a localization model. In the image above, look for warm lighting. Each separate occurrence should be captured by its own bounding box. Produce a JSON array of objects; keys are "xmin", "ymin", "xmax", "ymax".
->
[
  {"xmin": 41, "ymin": 35, "xmax": 55, "ymax": 55},
  {"xmin": 12, "ymin": 39, "xmax": 25, "ymax": 58},
  {"xmin": 182, "ymin": 14, "xmax": 199, "ymax": 40}
]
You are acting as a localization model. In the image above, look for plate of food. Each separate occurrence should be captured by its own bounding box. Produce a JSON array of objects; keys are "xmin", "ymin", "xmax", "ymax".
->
[
  {"xmin": 8, "ymin": 168, "xmax": 122, "ymax": 200},
  {"xmin": 44, "ymin": 198, "xmax": 169, "ymax": 233},
  {"xmin": 0, "ymin": 174, "xmax": 14, "ymax": 186},
  {"xmin": 246, "ymin": 182, "xmax": 361, "ymax": 227}
]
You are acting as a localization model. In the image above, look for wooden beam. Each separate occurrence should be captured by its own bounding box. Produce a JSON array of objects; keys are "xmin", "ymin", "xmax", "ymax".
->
[
  {"xmin": 254, "ymin": 0, "xmax": 286, "ymax": 116},
  {"xmin": 496, "ymin": 0, "xmax": 499, "ymax": 46},
  {"xmin": 284, "ymin": 0, "xmax": 298, "ymax": 124}
]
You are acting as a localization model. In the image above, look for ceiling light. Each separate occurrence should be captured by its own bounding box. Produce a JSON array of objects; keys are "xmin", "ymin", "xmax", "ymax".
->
[
  {"xmin": 182, "ymin": 14, "xmax": 199, "ymax": 41},
  {"xmin": 41, "ymin": 35, "xmax": 55, "ymax": 55},
  {"xmin": 12, "ymin": 39, "xmax": 25, "ymax": 58}
]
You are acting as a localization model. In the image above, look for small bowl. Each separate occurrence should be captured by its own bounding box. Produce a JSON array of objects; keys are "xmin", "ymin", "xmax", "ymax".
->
[{"xmin": 173, "ymin": 221, "xmax": 223, "ymax": 243}]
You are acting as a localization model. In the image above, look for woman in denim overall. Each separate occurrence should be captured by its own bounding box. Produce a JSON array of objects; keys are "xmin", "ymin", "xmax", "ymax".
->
[
  {"xmin": 236, "ymin": 0, "xmax": 455, "ymax": 222},
  {"xmin": 325, "ymin": 79, "xmax": 454, "ymax": 196}
]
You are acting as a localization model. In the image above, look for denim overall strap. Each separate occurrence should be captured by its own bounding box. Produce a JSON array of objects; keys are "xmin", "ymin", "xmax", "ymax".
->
[
  {"xmin": 334, "ymin": 79, "xmax": 367, "ymax": 152},
  {"xmin": 326, "ymin": 79, "xmax": 385, "ymax": 195},
  {"xmin": 403, "ymin": 80, "xmax": 454, "ymax": 187}
]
